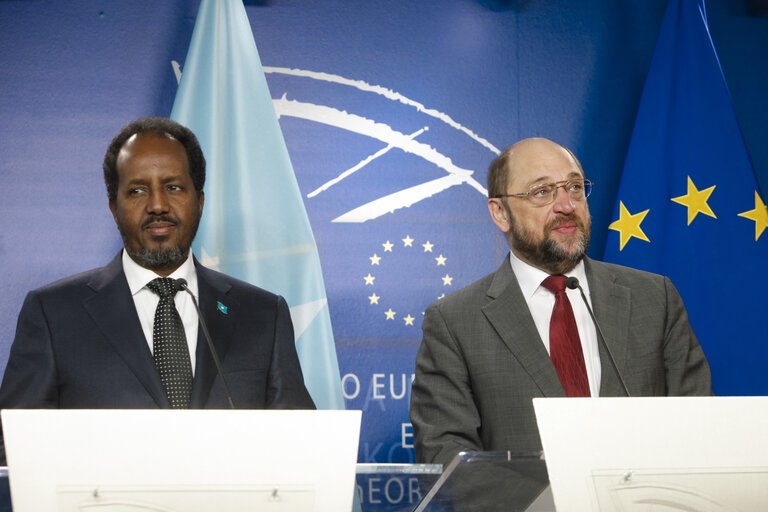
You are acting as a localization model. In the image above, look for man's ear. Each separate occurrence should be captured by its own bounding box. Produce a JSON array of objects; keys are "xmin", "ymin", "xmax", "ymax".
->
[
  {"xmin": 488, "ymin": 198, "xmax": 511, "ymax": 233},
  {"xmin": 198, "ymin": 190, "xmax": 205, "ymax": 216}
]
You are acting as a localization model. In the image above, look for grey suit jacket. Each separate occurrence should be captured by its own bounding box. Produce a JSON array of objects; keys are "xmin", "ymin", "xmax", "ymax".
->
[
  {"xmin": 410, "ymin": 255, "xmax": 712, "ymax": 466},
  {"xmin": 0, "ymin": 253, "xmax": 315, "ymax": 463}
]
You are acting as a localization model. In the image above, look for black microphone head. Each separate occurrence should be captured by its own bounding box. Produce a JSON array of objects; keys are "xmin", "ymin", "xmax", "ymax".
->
[
  {"xmin": 175, "ymin": 278, "xmax": 188, "ymax": 291},
  {"xmin": 565, "ymin": 276, "xmax": 580, "ymax": 290}
]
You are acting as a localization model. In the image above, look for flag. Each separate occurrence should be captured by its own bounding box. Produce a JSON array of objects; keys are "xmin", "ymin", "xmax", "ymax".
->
[
  {"xmin": 170, "ymin": 0, "xmax": 345, "ymax": 409},
  {"xmin": 603, "ymin": 0, "xmax": 768, "ymax": 395}
]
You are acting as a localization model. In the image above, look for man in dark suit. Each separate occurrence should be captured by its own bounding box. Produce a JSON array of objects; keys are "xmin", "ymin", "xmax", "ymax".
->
[
  {"xmin": 410, "ymin": 138, "xmax": 711, "ymax": 466},
  {"xmin": 0, "ymin": 117, "xmax": 314, "ymax": 463}
]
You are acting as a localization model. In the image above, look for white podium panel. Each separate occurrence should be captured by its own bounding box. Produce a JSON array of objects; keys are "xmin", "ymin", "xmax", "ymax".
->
[
  {"xmin": 2, "ymin": 409, "xmax": 361, "ymax": 512},
  {"xmin": 534, "ymin": 397, "xmax": 768, "ymax": 512}
]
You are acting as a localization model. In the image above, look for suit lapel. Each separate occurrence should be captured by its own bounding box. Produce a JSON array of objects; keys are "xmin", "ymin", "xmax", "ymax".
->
[
  {"xmin": 481, "ymin": 257, "xmax": 565, "ymax": 397},
  {"xmin": 190, "ymin": 261, "xmax": 238, "ymax": 408},
  {"xmin": 82, "ymin": 253, "xmax": 168, "ymax": 407},
  {"xmin": 584, "ymin": 258, "xmax": 631, "ymax": 396}
]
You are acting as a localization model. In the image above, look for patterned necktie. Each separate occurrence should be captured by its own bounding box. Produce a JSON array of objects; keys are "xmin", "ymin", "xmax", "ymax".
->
[
  {"xmin": 146, "ymin": 277, "xmax": 193, "ymax": 408},
  {"xmin": 541, "ymin": 275, "xmax": 591, "ymax": 397}
]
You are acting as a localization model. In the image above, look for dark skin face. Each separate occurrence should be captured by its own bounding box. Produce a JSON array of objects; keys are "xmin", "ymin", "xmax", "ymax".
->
[{"xmin": 109, "ymin": 132, "xmax": 204, "ymax": 277}]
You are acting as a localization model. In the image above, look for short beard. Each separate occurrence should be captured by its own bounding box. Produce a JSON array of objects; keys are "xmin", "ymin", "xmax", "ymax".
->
[
  {"xmin": 116, "ymin": 212, "xmax": 198, "ymax": 273},
  {"xmin": 505, "ymin": 204, "xmax": 590, "ymax": 275},
  {"xmin": 125, "ymin": 245, "xmax": 187, "ymax": 272}
]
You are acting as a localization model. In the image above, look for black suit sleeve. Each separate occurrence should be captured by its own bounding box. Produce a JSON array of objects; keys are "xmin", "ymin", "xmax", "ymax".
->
[
  {"xmin": 0, "ymin": 291, "xmax": 59, "ymax": 408},
  {"xmin": 0, "ymin": 291, "xmax": 60, "ymax": 464},
  {"xmin": 265, "ymin": 296, "xmax": 316, "ymax": 409}
]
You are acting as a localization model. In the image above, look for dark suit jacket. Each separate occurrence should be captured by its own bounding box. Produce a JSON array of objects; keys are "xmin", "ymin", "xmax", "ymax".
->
[
  {"xmin": 410, "ymin": 255, "xmax": 712, "ymax": 466},
  {"xmin": 0, "ymin": 253, "xmax": 315, "ymax": 462}
]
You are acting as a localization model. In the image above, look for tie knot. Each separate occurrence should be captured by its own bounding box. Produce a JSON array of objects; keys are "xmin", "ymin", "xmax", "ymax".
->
[
  {"xmin": 541, "ymin": 275, "xmax": 567, "ymax": 294},
  {"xmin": 147, "ymin": 277, "xmax": 180, "ymax": 299}
]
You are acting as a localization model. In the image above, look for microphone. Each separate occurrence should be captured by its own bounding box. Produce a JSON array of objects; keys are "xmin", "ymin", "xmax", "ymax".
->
[
  {"xmin": 177, "ymin": 278, "xmax": 236, "ymax": 409},
  {"xmin": 565, "ymin": 277, "xmax": 631, "ymax": 397}
]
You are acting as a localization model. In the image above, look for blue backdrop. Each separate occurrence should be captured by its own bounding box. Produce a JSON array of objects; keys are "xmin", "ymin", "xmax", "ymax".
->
[{"xmin": 1, "ymin": 2, "xmax": 767, "ymax": 488}]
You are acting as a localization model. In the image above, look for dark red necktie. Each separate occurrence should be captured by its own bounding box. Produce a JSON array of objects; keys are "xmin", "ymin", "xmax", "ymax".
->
[{"xmin": 541, "ymin": 275, "xmax": 590, "ymax": 397}]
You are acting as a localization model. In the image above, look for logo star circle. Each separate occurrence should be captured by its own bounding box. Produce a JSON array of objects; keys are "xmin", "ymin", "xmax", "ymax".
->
[{"xmin": 363, "ymin": 235, "xmax": 453, "ymax": 327}]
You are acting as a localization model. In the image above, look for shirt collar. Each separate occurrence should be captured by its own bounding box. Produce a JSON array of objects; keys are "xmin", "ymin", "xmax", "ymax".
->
[
  {"xmin": 508, "ymin": 250, "xmax": 589, "ymax": 299},
  {"xmin": 121, "ymin": 249, "xmax": 198, "ymax": 297}
]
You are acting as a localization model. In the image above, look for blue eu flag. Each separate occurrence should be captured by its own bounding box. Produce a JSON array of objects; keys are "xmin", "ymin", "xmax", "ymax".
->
[{"xmin": 603, "ymin": 0, "xmax": 768, "ymax": 395}]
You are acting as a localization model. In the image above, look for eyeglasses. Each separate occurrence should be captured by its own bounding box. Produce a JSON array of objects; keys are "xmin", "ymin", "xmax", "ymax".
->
[{"xmin": 492, "ymin": 179, "xmax": 593, "ymax": 206}]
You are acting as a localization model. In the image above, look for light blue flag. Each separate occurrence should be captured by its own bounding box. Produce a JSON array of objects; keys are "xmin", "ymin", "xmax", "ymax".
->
[
  {"xmin": 170, "ymin": 0, "xmax": 345, "ymax": 409},
  {"xmin": 603, "ymin": 0, "xmax": 768, "ymax": 395}
]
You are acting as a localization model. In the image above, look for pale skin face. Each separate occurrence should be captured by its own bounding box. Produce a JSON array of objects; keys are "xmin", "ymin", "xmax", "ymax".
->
[
  {"xmin": 487, "ymin": 138, "xmax": 591, "ymax": 274},
  {"xmin": 109, "ymin": 132, "xmax": 204, "ymax": 277}
]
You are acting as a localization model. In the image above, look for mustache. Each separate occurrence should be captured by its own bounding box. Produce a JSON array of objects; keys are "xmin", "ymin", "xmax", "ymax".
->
[
  {"xmin": 545, "ymin": 213, "xmax": 585, "ymax": 232},
  {"xmin": 141, "ymin": 215, "xmax": 179, "ymax": 229}
]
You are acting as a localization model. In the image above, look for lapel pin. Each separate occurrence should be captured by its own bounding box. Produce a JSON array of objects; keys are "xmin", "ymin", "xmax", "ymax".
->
[{"xmin": 217, "ymin": 302, "xmax": 229, "ymax": 315}]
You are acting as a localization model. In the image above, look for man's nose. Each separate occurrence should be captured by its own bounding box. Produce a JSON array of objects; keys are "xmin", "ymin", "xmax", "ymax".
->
[
  {"xmin": 552, "ymin": 186, "xmax": 575, "ymax": 214},
  {"xmin": 147, "ymin": 189, "xmax": 170, "ymax": 214}
]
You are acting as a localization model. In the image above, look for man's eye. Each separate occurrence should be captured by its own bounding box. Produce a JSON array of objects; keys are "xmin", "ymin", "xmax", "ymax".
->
[
  {"xmin": 569, "ymin": 182, "xmax": 584, "ymax": 192},
  {"xmin": 531, "ymin": 186, "xmax": 551, "ymax": 197},
  {"xmin": 167, "ymin": 184, "xmax": 181, "ymax": 191},
  {"xmin": 128, "ymin": 188, "xmax": 143, "ymax": 195}
]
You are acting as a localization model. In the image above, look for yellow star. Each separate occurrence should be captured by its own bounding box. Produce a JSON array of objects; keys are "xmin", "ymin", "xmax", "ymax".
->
[
  {"xmin": 382, "ymin": 240, "xmax": 394, "ymax": 252},
  {"xmin": 402, "ymin": 235, "xmax": 414, "ymax": 247},
  {"xmin": 738, "ymin": 191, "xmax": 768, "ymax": 241},
  {"xmin": 437, "ymin": 293, "xmax": 445, "ymax": 300},
  {"xmin": 608, "ymin": 201, "xmax": 651, "ymax": 251},
  {"xmin": 368, "ymin": 293, "xmax": 380, "ymax": 305},
  {"xmin": 442, "ymin": 274, "xmax": 453, "ymax": 286},
  {"xmin": 369, "ymin": 254, "xmax": 381, "ymax": 265},
  {"xmin": 670, "ymin": 176, "xmax": 717, "ymax": 225},
  {"xmin": 422, "ymin": 241, "xmax": 434, "ymax": 252},
  {"xmin": 403, "ymin": 314, "xmax": 415, "ymax": 326},
  {"xmin": 363, "ymin": 273, "xmax": 375, "ymax": 285},
  {"xmin": 384, "ymin": 308, "xmax": 396, "ymax": 320},
  {"xmin": 435, "ymin": 254, "xmax": 447, "ymax": 266}
]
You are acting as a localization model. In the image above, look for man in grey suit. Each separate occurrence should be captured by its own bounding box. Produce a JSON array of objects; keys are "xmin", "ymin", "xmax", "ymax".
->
[
  {"xmin": 0, "ymin": 117, "xmax": 314, "ymax": 464},
  {"xmin": 410, "ymin": 137, "xmax": 711, "ymax": 466}
]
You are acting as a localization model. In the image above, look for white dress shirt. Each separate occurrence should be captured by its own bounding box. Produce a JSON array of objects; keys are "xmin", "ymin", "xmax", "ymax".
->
[
  {"xmin": 509, "ymin": 252, "xmax": 601, "ymax": 396},
  {"xmin": 122, "ymin": 250, "xmax": 200, "ymax": 374}
]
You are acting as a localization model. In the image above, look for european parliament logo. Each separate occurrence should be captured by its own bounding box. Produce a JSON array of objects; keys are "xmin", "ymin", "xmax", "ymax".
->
[{"xmin": 248, "ymin": 66, "xmax": 501, "ymax": 338}]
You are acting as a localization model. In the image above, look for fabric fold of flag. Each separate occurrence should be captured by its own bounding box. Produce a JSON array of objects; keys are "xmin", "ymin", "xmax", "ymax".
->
[
  {"xmin": 603, "ymin": 0, "xmax": 768, "ymax": 395},
  {"xmin": 171, "ymin": 0, "xmax": 345, "ymax": 409}
]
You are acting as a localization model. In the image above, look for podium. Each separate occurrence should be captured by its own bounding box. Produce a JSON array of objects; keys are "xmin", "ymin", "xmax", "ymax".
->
[
  {"xmin": 534, "ymin": 397, "xmax": 768, "ymax": 511},
  {"xmin": 3, "ymin": 397, "xmax": 768, "ymax": 511},
  {"xmin": 1, "ymin": 409, "xmax": 361, "ymax": 512}
]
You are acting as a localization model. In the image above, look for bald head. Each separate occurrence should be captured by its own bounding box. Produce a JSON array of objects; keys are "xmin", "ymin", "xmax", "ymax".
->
[{"xmin": 487, "ymin": 138, "xmax": 584, "ymax": 198}]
